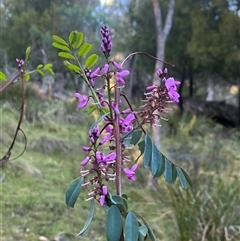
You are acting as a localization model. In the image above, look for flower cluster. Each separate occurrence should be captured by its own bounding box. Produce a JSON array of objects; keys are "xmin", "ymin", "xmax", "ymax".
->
[
  {"xmin": 137, "ymin": 68, "xmax": 180, "ymax": 126},
  {"xmin": 16, "ymin": 58, "xmax": 24, "ymax": 68}
]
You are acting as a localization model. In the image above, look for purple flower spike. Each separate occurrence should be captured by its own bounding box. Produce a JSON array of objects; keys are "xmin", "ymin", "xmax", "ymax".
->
[
  {"xmin": 116, "ymin": 70, "xmax": 130, "ymax": 84},
  {"xmin": 100, "ymin": 25, "xmax": 112, "ymax": 57},
  {"xmin": 74, "ymin": 93, "xmax": 89, "ymax": 108},
  {"xmin": 123, "ymin": 164, "xmax": 138, "ymax": 181}
]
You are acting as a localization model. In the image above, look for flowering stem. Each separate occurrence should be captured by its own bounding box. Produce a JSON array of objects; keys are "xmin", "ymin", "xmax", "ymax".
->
[
  {"xmin": 114, "ymin": 81, "xmax": 122, "ymax": 196},
  {"xmin": 106, "ymin": 77, "xmax": 113, "ymax": 118}
]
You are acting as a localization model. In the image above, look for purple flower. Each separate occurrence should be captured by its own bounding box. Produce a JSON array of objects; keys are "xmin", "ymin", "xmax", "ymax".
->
[
  {"xmin": 102, "ymin": 185, "xmax": 108, "ymax": 195},
  {"xmin": 90, "ymin": 67, "xmax": 100, "ymax": 78},
  {"xmin": 156, "ymin": 69, "xmax": 163, "ymax": 77},
  {"xmin": 163, "ymin": 68, "xmax": 168, "ymax": 75},
  {"xmin": 123, "ymin": 164, "xmax": 138, "ymax": 181},
  {"xmin": 111, "ymin": 102, "xmax": 120, "ymax": 115},
  {"xmin": 165, "ymin": 77, "xmax": 180, "ymax": 102},
  {"xmin": 146, "ymin": 85, "xmax": 157, "ymax": 91},
  {"xmin": 113, "ymin": 62, "xmax": 123, "ymax": 70},
  {"xmin": 99, "ymin": 195, "xmax": 105, "ymax": 206},
  {"xmin": 103, "ymin": 64, "xmax": 109, "ymax": 74},
  {"xmin": 81, "ymin": 156, "xmax": 90, "ymax": 166},
  {"xmin": 116, "ymin": 70, "xmax": 130, "ymax": 84},
  {"xmin": 74, "ymin": 93, "xmax": 89, "ymax": 108}
]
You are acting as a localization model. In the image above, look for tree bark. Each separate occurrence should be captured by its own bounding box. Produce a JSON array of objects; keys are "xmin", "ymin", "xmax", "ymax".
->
[{"xmin": 151, "ymin": 0, "xmax": 175, "ymax": 149}]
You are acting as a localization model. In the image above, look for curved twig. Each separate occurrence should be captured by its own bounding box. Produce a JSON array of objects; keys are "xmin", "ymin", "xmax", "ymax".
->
[
  {"xmin": 121, "ymin": 51, "xmax": 175, "ymax": 67},
  {"xmin": 0, "ymin": 69, "xmax": 26, "ymax": 168}
]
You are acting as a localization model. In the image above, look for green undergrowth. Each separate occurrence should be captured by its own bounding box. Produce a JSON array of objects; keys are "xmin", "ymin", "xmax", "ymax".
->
[{"xmin": 1, "ymin": 93, "xmax": 240, "ymax": 240}]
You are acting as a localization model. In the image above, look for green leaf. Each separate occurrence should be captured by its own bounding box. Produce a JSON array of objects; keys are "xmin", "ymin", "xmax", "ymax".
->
[
  {"xmin": 65, "ymin": 176, "xmax": 83, "ymax": 208},
  {"xmin": 47, "ymin": 69, "xmax": 55, "ymax": 76},
  {"xmin": 153, "ymin": 151, "xmax": 165, "ymax": 178},
  {"xmin": 85, "ymin": 54, "xmax": 98, "ymax": 68},
  {"xmin": 138, "ymin": 216, "xmax": 157, "ymax": 241},
  {"xmin": 110, "ymin": 195, "xmax": 126, "ymax": 212},
  {"xmin": 144, "ymin": 134, "xmax": 152, "ymax": 167},
  {"xmin": 130, "ymin": 130, "xmax": 142, "ymax": 145},
  {"xmin": 150, "ymin": 144, "xmax": 160, "ymax": 176},
  {"xmin": 37, "ymin": 70, "xmax": 45, "ymax": 76},
  {"xmin": 106, "ymin": 205, "xmax": 123, "ymax": 241},
  {"xmin": 124, "ymin": 132, "xmax": 133, "ymax": 148},
  {"xmin": 58, "ymin": 52, "xmax": 75, "ymax": 59},
  {"xmin": 52, "ymin": 35, "xmax": 68, "ymax": 46},
  {"xmin": 44, "ymin": 63, "xmax": 52, "ymax": 69},
  {"xmin": 63, "ymin": 61, "xmax": 81, "ymax": 71},
  {"xmin": 37, "ymin": 64, "xmax": 43, "ymax": 69},
  {"xmin": 90, "ymin": 112, "xmax": 109, "ymax": 131},
  {"xmin": 78, "ymin": 199, "xmax": 95, "ymax": 235},
  {"xmin": 176, "ymin": 167, "xmax": 188, "ymax": 189},
  {"xmin": 52, "ymin": 42, "xmax": 71, "ymax": 52},
  {"xmin": 86, "ymin": 105, "xmax": 97, "ymax": 115},
  {"xmin": 181, "ymin": 168, "xmax": 193, "ymax": 186},
  {"xmin": 78, "ymin": 43, "xmax": 92, "ymax": 56},
  {"xmin": 125, "ymin": 212, "xmax": 139, "ymax": 241},
  {"xmin": 172, "ymin": 165, "xmax": 178, "ymax": 183},
  {"xmin": 69, "ymin": 30, "xmax": 84, "ymax": 49},
  {"xmin": 0, "ymin": 71, "xmax": 7, "ymax": 81},
  {"xmin": 138, "ymin": 225, "xmax": 148, "ymax": 241},
  {"xmin": 25, "ymin": 46, "xmax": 31, "ymax": 62},
  {"xmin": 164, "ymin": 158, "xmax": 173, "ymax": 183},
  {"xmin": 25, "ymin": 73, "xmax": 30, "ymax": 81}
]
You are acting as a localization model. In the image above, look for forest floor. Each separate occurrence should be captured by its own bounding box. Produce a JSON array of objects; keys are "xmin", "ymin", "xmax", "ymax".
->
[{"xmin": 1, "ymin": 85, "xmax": 240, "ymax": 241}]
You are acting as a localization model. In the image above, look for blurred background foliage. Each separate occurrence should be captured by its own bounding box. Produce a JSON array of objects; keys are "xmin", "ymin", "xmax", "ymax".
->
[{"xmin": 1, "ymin": 0, "xmax": 240, "ymax": 240}]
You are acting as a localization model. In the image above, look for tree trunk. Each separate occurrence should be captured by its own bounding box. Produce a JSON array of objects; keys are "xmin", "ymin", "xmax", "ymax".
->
[
  {"xmin": 151, "ymin": 0, "xmax": 175, "ymax": 149},
  {"xmin": 149, "ymin": 0, "xmax": 175, "ymax": 188}
]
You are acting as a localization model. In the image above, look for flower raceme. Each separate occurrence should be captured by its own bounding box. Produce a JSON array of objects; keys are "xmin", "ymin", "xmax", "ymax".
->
[{"xmin": 74, "ymin": 25, "xmax": 180, "ymax": 207}]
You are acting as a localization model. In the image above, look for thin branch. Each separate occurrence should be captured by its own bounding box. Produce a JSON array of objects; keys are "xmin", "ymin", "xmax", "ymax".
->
[
  {"xmin": 0, "ymin": 70, "xmax": 26, "ymax": 168},
  {"xmin": 0, "ymin": 72, "xmax": 20, "ymax": 93},
  {"xmin": 121, "ymin": 51, "xmax": 174, "ymax": 67}
]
